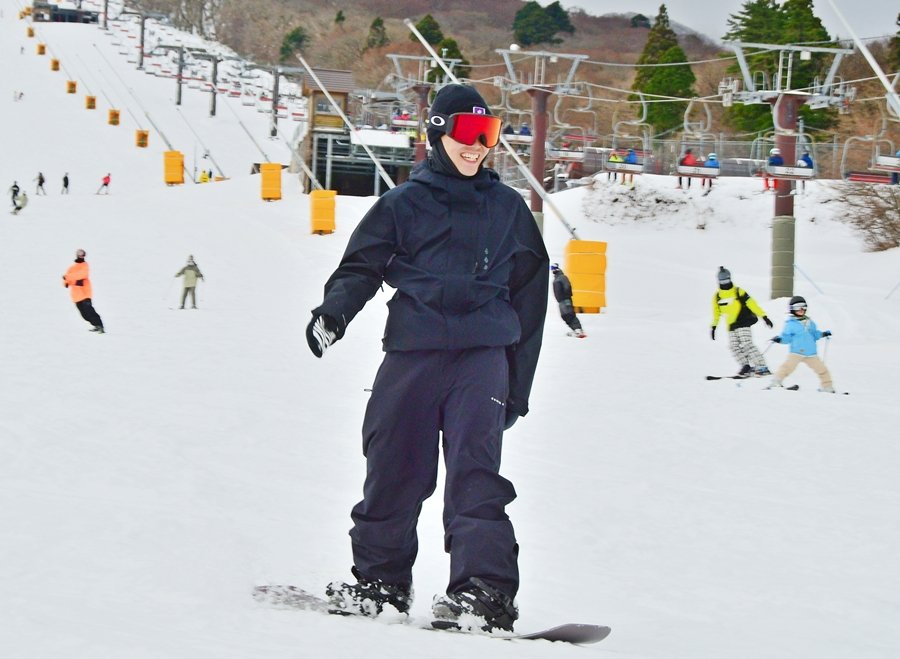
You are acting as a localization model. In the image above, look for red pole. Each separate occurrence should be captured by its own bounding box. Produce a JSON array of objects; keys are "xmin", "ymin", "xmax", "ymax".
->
[{"xmin": 527, "ymin": 87, "xmax": 551, "ymax": 213}]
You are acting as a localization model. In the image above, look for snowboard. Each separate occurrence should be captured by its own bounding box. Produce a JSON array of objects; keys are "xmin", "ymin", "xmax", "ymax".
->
[{"xmin": 252, "ymin": 584, "xmax": 611, "ymax": 645}]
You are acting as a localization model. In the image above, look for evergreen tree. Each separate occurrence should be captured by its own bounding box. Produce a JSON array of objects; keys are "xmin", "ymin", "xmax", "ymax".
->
[
  {"xmin": 633, "ymin": 5, "xmax": 680, "ymax": 91},
  {"xmin": 722, "ymin": 0, "xmax": 837, "ymax": 133},
  {"xmin": 427, "ymin": 38, "xmax": 471, "ymax": 83},
  {"xmin": 642, "ymin": 45, "xmax": 696, "ymax": 133},
  {"xmin": 279, "ymin": 26, "xmax": 309, "ymax": 63},
  {"xmin": 410, "ymin": 14, "xmax": 444, "ymax": 45},
  {"xmin": 365, "ymin": 17, "xmax": 389, "ymax": 51},
  {"xmin": 512, "ymin": 1, "xmax": 563, "ymax": 46},
  {"xmin": 544, "ymin": 1, "xmax": 575, "ymax": 36}
]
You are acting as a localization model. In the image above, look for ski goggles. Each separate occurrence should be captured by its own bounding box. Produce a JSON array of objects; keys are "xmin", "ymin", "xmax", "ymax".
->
[
  {"xmin": 790, "ymin": 302, "xmax": 808, "ymax": 312},
  {"xmin": 428, "ymin": 112, "xmax": 502, "ymax": 148}
]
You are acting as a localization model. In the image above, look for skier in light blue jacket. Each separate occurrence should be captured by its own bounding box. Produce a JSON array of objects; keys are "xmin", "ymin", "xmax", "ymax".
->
[{"xmin": 768, "ymin": 295, "xmax": 835, "ymax": 392}]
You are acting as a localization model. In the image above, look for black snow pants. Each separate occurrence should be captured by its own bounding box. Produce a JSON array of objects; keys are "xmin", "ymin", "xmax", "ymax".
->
[
  {"xmin": 350, "ymin": 347, "xmax": 519, "ymax": 599},
  {"xmin": 558, "ymin": 299, "xmax": 583, "ymax": 332},
  {"xmin": 75, "ymin": 298, "xmax": 103, "ymax": 328}
]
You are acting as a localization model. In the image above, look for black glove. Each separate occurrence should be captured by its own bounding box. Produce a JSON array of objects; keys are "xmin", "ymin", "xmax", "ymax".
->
[
  {"xmin": 763, "ymin": 316, "xmax": 774, "ymax": 328},
  {"xmin": 710, "ymin": 327, "xmax": 716, "ymax": 340},
  {"xmin": 504, "ymin": 409, "xmax": 519, "ymax": 431},
  {"xmin": 75, "ymin": 279, "xmax": 84, "ymax": 286},
  {"xmin": 306, "ymin": 313, "xmax": 339, "ymax": 358},
  {"xmin": 822, "ymin": 331, "xmax": 832, "ymax": 337},
  {"xmin": 770, "ymin": 336, "xmax": 781, "ymax": 343}
]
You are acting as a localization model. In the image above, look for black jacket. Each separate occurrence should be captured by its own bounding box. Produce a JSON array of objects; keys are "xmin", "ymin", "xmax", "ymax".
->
[
  {"xmin": 314, "ymin": 161, "xmax": 549, "ymax": 417},
  {"xmin": 552, "ymin": 273, "xmax": 573, "ymax": 302}
]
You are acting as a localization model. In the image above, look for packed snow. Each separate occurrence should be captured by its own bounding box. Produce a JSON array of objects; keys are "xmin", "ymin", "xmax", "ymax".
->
[{"xmin": 2, "ymin": 3, "xmax": 899, "ymax": 658}]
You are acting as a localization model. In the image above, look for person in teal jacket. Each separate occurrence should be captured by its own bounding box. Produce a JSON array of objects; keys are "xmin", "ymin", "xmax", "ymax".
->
[{"xmin": 768, "ymin": 295, "xmax": 835, "ymax": 392}]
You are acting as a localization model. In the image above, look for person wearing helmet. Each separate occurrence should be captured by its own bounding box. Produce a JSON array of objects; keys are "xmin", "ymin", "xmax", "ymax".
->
[
  {"xmin": 175, "ymin": 255, "xmax": 204, "ymax": 309},
  {"xmin": 768, "ymin": 296, "xmax": 834, "ymax": 391},
  {"xmin": 551, "ymin": 263, "xmax": 585, "ymax": 338},
  {"xmin": 701, "ymin": 152, "xmax": 719, "ymax": 194},
  {"xmin": 764, "ymin": 148, "xmax": 784, "ymax": 191},
  {"xmin": 711, "ymin": 266, "xmax": 773, "ymax": 377},
  {"xmin": 62, "ymin": 248, "xmax": 105, "ymax": 333}
]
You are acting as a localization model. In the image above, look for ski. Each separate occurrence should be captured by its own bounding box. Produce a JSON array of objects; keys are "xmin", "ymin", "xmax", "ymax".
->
[
  {"xmin": 706, "ymin": 374, "xmax": 750, "ymax": 380},
  {"xmin": 765, "ymin": 384, "xmax": 799, "ymax": 391},
  {"xmin": 252, "ymin": 584, "xmax": 611, "ymax": 645}
]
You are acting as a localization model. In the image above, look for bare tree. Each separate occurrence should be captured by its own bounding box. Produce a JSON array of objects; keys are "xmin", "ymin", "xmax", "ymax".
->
[{"xmin": 835, "ymin": 182, "xmax": 900, "ymax": 251}]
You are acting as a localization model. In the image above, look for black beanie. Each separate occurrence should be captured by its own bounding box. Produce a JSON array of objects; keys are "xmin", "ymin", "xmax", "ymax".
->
[{"xmin": 427, "ymin": 84, "xmax": 492, "ymax": 147}]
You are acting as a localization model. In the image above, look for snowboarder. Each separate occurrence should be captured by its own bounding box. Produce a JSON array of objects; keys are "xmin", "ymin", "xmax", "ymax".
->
[
  {"xmin": 62, "ymin": 248, "xmax": 104, "ymax": 333},
  {"xmin": 61, "ymin": 172, "xmax": 69, "ymax": 194},
  {"xmin": 711, "ymin": 266, "xmax": 773, "ymax": 377},
  {"xmin": 551, "ymin": 263, "xmax": 585, "ymax": 338},
  {"xmin": 174, "ymin": 255, "xmax": 204, "ymax": 309},
  {"xmin": 34, "ymin": 172, "xmax": 46, "ymax": 195},
  {"xmin": 96, "ymin": 173, "xmax": 111, "ymax": 195},
  {"xmin": 306, "ymin": 84, "xmax": 548, "ymax": 633},
  {"xmin": 622, "ymin": 148, "xmax": 638, "ymax": 187},
  {"xmin": 11, "ymin": 191, "xmax": 28, "ymax": 215},
  {"xmin": 9, "ymin": 181, "xmax": 20, "ymax": 206},
  {"xmin": 768, "ymin": 296, "xmax": 834, "ymax": 392}
]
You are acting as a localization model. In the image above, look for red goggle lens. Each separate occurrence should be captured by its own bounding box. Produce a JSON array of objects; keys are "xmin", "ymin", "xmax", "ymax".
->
[{"xmin": 431, "ymin": 112, "xmax": 502, "ymax": 148}]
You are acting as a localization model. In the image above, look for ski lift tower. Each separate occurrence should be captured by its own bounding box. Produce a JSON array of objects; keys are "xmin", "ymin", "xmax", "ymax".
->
[
  {"xmin": 722, "ymin": 41, "xmax": 855, "ymax": 299},
  {"xmin": 386, "ymin": 53, "xmax": 462, "ymax": 163},
  {"xmin": 496, "ymin": 48, "xmax": 587, "ymax": 215}
]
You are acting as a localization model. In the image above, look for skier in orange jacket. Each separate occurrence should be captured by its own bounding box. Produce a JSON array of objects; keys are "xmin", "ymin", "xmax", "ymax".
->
[{"xmin": 62, "ymin": 248, "xmax": 104, "ymax": 333}]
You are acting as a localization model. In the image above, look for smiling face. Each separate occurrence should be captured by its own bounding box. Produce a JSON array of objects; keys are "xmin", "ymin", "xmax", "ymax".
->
[{"xmin": 441, "ymin": 134, "xmax": 489, "ymax": 177}]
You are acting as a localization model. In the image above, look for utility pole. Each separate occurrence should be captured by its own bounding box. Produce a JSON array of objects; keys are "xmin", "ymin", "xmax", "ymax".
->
[
  {"xmin": 189, "ymin": 51, "xmax": 222, "ymax": 116},
  {"xmin": 723, "ymin": 41, "xmax": 854, "ymax": 299},
  {"xmin": 116, "ymin": 10, "xmax": 167, "ymax": 70},
  {"xmin": 496, "ymin": 48, "xmax": 586, "ymax": 218},
  {"xmin": 154, "ymin": 44, "xmax": 186, "ymax": 105}
]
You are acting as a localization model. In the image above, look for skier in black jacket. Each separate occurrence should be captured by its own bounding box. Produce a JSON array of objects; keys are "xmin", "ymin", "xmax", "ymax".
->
[
  {"xmin": 306, "ymin": 84, "xmax": 549, "ymax": 632},
  {"xmin": 551, "ymin": 263, "xmax": 585, "ymax": 337}
]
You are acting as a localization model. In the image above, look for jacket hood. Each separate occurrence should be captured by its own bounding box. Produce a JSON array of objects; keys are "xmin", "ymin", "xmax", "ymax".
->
[{"xmin": 409, "ymin": 158, "xmax": 499, "ymax": 192}]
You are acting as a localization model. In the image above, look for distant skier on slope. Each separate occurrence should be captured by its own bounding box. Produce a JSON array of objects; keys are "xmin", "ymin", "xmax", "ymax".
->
[
  {"xmin": 11, "ymin": 191, "xmax": 28, "ymax": 215},
  {"xmin": 710, "ymin": 266, "xmax": 773, "ymax": 377},
  {"xmin": 62, "ymin": 248, "xmax": 105, "ymax": 333},
  {"xmin": 174, "ymin": 255, "xmax": 204, "ymax": 309},
  {"xmin": 96, "ymin": 173, "xmax": 111, "ymax": 195}
]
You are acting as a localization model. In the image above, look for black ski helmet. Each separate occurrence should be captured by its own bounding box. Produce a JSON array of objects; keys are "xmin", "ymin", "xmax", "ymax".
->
[{"xmin": 789, "ymin": 295, "xmax": 807, "ymax": 312}]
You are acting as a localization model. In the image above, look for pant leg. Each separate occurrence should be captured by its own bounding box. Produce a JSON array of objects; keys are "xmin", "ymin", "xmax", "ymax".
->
[
  {"xmin": 75, "ymin": 298, "xmax": 103, "ymax": 328},
  {"xmin": 736, "ymin": 328, "xmax": 767, "ymax": 369},
  {"xmin": 775, "ymin": 353, "xmax": 803, "ymax": 381},
  {"xmin": 187, "ymin": 286, "xmax": 196, "ymax": 307},
  {"xmin": 350, "ymin": 351, "xmax": 443, "ymax": 588},
  {"xmin": 728, "ymin": 327, "xmax": 751, "ymax": 367},
  {"xmin": 802, "ymin": 355, "xmax": 833, "ymax": 389},
  {"xmin": 441, "ymin": 347, "xmax": 518, "ymax": 599},
  {"xmin": 558, "ymin": 300, "xmax": 581, "ymax": 332}
]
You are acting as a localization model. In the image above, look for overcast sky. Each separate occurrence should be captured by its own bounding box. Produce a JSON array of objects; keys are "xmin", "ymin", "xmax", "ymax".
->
[{"xmin": 549, "ymin": 0, "xmax": 896, "ymax": 43}]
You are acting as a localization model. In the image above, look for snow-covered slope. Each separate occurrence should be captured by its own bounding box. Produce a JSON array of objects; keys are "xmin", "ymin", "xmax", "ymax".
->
[{"xmin": 2, "ymin": 3, "xmax": 899, "ymax": 658}]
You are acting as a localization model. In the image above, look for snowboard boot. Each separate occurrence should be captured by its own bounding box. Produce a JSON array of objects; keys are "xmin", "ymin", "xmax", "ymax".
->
[
  {"xmin": 754, "ymin": 367, "xmax": 772, "ymax": 377},
  {"xmin": 326, "ymin": 567, "xmax": 411, "ymax": 618},
  {"xmin": 432, "ymin": 577, "xmax": 518, "ymax": 632},
  {"xmin": 737, "ymin": 364, "xmax": 752, "ymax": 377},
  {"xmin": 765, "ymin": 379, "xmax": 783, "ymax": 390}
]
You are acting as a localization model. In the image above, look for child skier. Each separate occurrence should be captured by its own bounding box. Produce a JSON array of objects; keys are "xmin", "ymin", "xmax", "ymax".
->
[
  {"xmin": 767, "ymin": 296, "xmax": 834, "ymax": 392},
  {"xmin": 711, "ymin": 266, "xmax": 773, "ymax": 377}
]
